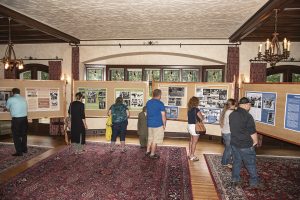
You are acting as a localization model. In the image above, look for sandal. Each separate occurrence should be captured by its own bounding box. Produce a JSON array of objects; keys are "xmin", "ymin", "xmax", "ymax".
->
[{"xmin": 190, "ymin": 156, "xmax": 199, "ymax": 162}]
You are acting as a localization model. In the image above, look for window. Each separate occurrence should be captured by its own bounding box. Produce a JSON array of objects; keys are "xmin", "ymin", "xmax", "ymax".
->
[
  {"xmin": 144, "ymin": 69, "xmax": 161, "ymax": 81},
  {"xmin": 182, "ymin": 69, "xmax": 199, "ymax": 82},
  {"xmin": 19, "ymin": 71, "xmax": 31, "ymax": 80},
  {"xmin": 110, "ymin": 68, "xmax": 124, "ymax": 81},
  {"xmin": 267, "ymin": 73, "xmax": 283, "ymax": 82},
  {"xmin": 128, "ymin": 69, "xmax": 142, "ymax": 81},
  {"xmin": 38, "ymin": 71, "xmax": 49, "ymax": 80},
  {"xmin": 163, "ymin": 69, "xmax": 180, "ymax": 82},
  {"xmin": 204, "ymin": 69, "xmax": 223, "ymax": 82},
  {"xmin": 292, "ymin": 73, "xmax": 300, "ymax": 82},
  {"xmin": 86, "ymin": 68, "xmax": 104, "ymax": 80}
]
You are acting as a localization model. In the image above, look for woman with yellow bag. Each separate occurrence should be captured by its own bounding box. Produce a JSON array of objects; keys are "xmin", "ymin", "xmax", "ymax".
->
[{"xmin": 105, "ymin": 115, "xmax": 112, "ymax": 141}]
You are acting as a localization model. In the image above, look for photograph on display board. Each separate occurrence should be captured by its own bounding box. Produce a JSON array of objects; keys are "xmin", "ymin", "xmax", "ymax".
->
[
  {"xmin": 159, "ymin": 86, "xmax": 187, "ymax": 108},
  {"xmin": 246, "ymin": 92, "xmax": 262, "ymax": 121},
  {"xmin": 196, "ymin": 87, "xmax": 227, "ymax": 109},
  {"xmin": 0, "ymin": 89, "xmax": 13, "ymax": 112},
  {"xmin": 195, "ymin": 86, "xmax": 228, "ymax": 124},
  {"xmin": 261, "ymin": 92, "xmax": 276, "ymax": 125},
  {"xmin": 200, "ymin": 108, "xmax": 221, "ymax": 124},
  {"xmin": 246, "ymin": 91, "xmax": 277, "ymax": 125},
  {"xmin": 50, "ymin": 89, "xmax": 58, "ymax": 107},
  {"xmin": 78, "ymin": 88, "xmax": 107, "ymax": 110},
  {"xmin": 165, "ymin": 106, "xmax": 179, "ymax": 119},
  {"xmin": 26, "ymin": 88, "xmax": 60, "ymax": 112},
  {"xmin": 115, "ymin": 89, "xmax": 144, "ymax": 110},
  {"xmin": 284, "ymin": 94, "xmax": 300, "ymax": 132}
]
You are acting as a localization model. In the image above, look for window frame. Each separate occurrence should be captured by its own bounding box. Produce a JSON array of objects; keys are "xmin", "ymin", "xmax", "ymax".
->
[{"xmin": 85, "ymin": 65, "xmax": 105, "ymax": 81}]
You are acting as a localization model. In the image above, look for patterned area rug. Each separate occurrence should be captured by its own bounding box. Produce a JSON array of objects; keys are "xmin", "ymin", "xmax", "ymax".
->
[
  {"xmin": 0, "ymin": 142, "xmax": 192, "ymax": 200},
  {"xmin": 0, "ymin": 142, "xmax": 50, "ymax": 173},
  {"xmin": 204, "ymin": 154, "xmax": 300, "ymax": 200}
]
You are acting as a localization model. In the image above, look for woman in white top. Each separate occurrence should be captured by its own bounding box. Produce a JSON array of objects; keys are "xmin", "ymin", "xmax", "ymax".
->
[{"xmin": 219, "ymin": 98, "xmax": 236, "ymax": 167}]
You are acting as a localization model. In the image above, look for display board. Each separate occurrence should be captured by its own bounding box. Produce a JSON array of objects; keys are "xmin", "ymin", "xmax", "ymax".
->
[
  {"xmin": 241, "ymin": 83, "xmax": 300, "ymax": 146},
  {"xmin": 246, "ymin": 91, "xmax": 277, "ymax": 126},
  {"xmin": 0, "ymin": 79, "xmax": 65, "ymax": 120},
  {"xmin": 73, "ymin": 81, "xmax": 149, "ymax": 117},
  {"xmin": 152, "ymin": 82, "xmax": 234, "ymax": 122},
  {"xmin": 152, "ymin": 82, "xmax": 234, "ymax": 136}
]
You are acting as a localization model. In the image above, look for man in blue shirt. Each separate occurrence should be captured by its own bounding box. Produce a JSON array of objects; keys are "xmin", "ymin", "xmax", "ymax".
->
[
  {"xmin": 6, "ymin": 88, "xmax": 28, "ymax": 156},
  {"xmin": 146, "ymin": 89, "xmax": 166, "ymax": 159}
]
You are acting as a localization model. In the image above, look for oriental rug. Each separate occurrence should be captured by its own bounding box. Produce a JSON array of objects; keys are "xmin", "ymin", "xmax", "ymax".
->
[
  {"xmin": 204, "ymin": 154, "xmax": 300, "ymax": 200},
  {"xmin": 0, "ymin": 142, "xmax": 192, "ymax": 200},
  {"xmin": 0, "ymin": 142, "xmax": 50, "ymax": 173}
]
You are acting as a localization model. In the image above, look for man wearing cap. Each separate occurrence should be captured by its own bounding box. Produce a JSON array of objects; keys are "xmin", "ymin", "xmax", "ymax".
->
[{"xmin": 229, "ymin": 97, "xmax": 262, "ymax": 189}]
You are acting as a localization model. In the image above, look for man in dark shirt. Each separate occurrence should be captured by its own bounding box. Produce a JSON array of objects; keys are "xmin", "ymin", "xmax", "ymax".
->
[{"xmin": 229, "ymin": 97, "xmax": 262, "ymax": 189}]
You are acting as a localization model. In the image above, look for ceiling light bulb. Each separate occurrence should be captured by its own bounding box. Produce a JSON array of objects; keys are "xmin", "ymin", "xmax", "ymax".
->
[
  {"xmin": 4, "ymin": 62, "xmax": 9, "ymax": 69},
  {"xmin": 18, "ymin": 63, "xmax": 24, "ymax": 70}
]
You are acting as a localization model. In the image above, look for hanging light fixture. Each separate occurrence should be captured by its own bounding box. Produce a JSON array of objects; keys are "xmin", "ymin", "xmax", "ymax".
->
[
  {"xmin": 2, "ymin": 17, "xmax": 24, "ymax": 70},
  {"xmin": 254, "ymin": 9, "xmax": 291, "ymax": 67}
]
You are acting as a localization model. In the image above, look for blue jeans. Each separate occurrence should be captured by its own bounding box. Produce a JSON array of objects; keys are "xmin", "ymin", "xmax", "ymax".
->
[
  {"xmin": 221, "ymin": 133, "xmax": 232, "ymax": 165},
  {"xmin": 111, "ymin": 120, "xmax": 128, "ymax": 142},
  {"xmin": 231, "ymin": 145, "xmax": 259, "ymax": 186}
]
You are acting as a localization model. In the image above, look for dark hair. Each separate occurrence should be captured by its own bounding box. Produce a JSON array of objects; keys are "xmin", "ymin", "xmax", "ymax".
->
[
  {"xmin": 115, "ymin": 96, "xmax": 123, "ymax": 104},
  {"xmin": 220, "ymin": 98, "xmax": 236, "ymax": 128},
  {"xmin": 75, "ymin": 92, "xmax": 83, "ymax": 100},
  {"xmin": 142, "ymin": 106, "xmax": 147, "ymax": 112},
  {"xmin": 12, "ymin": 88, "xmax": 20, "ymax": 95},
  {"xmin": 152, "ymin": 89, "xmax": 162, "ymax": 98},
  {"xmin": 239, "ymin": 97, "xmax": 250, "ymax": 105},
  {"xmin": 188, "ymin": 96, "xmax": 199, "ymax": 110}
]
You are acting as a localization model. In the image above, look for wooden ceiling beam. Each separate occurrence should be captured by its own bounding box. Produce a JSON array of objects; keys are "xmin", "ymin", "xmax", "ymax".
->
[
  {"xmin": 229, "ymin": 0, "xmax": 293, "ymax": 42},
  {"xmin": 0, "ymin": 4, "xmax": 80, "ymax": 44}
]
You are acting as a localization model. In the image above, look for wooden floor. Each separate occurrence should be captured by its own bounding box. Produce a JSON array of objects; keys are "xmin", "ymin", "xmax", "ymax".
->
[{"xmin": 1, "ymin": 135, "xmax": 300, "ymax": 200}]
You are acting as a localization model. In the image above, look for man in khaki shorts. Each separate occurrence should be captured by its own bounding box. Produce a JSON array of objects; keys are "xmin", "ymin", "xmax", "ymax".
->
[{"xmin": 146, "ymin": 89, "xmax": 166, "ymax": 159}]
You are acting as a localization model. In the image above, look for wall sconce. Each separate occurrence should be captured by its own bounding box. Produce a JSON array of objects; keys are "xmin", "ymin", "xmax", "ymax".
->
[{"xmin": 61, "ymin": 73, "xmax": 71, "ymax": 84}]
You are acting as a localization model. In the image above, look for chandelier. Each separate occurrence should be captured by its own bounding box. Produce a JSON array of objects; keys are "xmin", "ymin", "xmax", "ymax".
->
[
  {"xmin": 254, "ymin": 9, "xmax": 291, "ymax": 67},
  {"xmin": 2, "ymin": 17, "xmax": 24, "ymax": 70}
]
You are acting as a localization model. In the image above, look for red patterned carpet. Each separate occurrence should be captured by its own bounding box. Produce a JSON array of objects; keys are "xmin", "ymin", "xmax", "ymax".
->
[
  {"xmin": 0, "ymin": 142, "xmax": 192, "ymax": 200},
  {"xmin": 204, "ymin": 154, "xmax": 300, "ymax": 200},
  {"xmin": 0, "ymin": 142, "xmax": 50, "ymax": 173}
]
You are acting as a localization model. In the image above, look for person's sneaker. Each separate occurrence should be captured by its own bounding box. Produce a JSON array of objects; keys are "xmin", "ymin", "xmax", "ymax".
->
[
  {"xmin": 145, "ymin": 152, "xmax": 151, "ymax": 157},
  {"xmin": 12, "ymin": 153, "xmax": 23, "ymax": 156},
  {"xmin": 190, "ymin": 156, "xmax": 199, "ymax": 162},
  {"xmin": 222, "ymin": 164, "xmax": 232, "ymax": 169},
  {"xmin": 231, "ymin": 181, "xmax": 243, "ymax": 187},
  {"xmin": 121, "ymin": 148, "xmax": 127, "ymax": 153},
  {"xmin": 249, "ymin": 182, "xmax": 265, "ymax": 189},
  {"xmin": 149, "ymin": 154, "xmax": 160, "ymax": 159}
]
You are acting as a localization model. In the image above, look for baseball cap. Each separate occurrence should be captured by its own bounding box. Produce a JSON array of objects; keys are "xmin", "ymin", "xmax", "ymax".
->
[{"xmin": 239, "ymin": 97, "xmax": 250, "ymax": 104}]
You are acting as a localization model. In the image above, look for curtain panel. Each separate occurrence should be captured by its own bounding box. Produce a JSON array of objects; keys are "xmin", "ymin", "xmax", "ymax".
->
[{"xmin": 226, "ymin": 46, "xmax": 239, "ymax": 100}]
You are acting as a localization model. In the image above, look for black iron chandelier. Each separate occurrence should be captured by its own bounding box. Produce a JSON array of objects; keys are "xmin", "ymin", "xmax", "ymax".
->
[
  {"xmin": 254, "ymin": 9, "xmax": 291, "ymax": 67},
  {"xmin": 2, "ymin": 17, "xmax": 24, "ymax": 70}
]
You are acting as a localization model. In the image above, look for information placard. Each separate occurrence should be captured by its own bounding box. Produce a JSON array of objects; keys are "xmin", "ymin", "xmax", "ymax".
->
[
  {"xmin": 26, "ymin": 88, "xmax": 60, "ymax": 112},
  {"xmin": 285, "ymin": 94, "xmax": 300, "ymax": 132}
]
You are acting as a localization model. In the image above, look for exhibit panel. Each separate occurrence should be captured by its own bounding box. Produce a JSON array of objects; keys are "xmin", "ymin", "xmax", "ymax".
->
[
  {"xmin": 241, "ymin": 83, "xmax": 300, "ymax": 146},
  {"xmin": 0, "ymin": 80, "xmax": 65, "ymax": 120},
  {"xmin": 152, "ymin": 82, "xmax": 234, "ymax": 136},
  {"xmin": 73, "ymin": 81, "xmax": 149, "ymax": 117}
]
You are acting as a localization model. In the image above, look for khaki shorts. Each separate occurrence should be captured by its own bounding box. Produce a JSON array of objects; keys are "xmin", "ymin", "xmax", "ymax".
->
[{"xmin": 148, "ymin": 126, "xmax": 164, "ymax": 144}]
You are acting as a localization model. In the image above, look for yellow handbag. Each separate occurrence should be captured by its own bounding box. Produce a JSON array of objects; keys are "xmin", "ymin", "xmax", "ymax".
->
[{"xmin": 105, "ymin": 116, "xmax": 112, "ymax": 141}]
